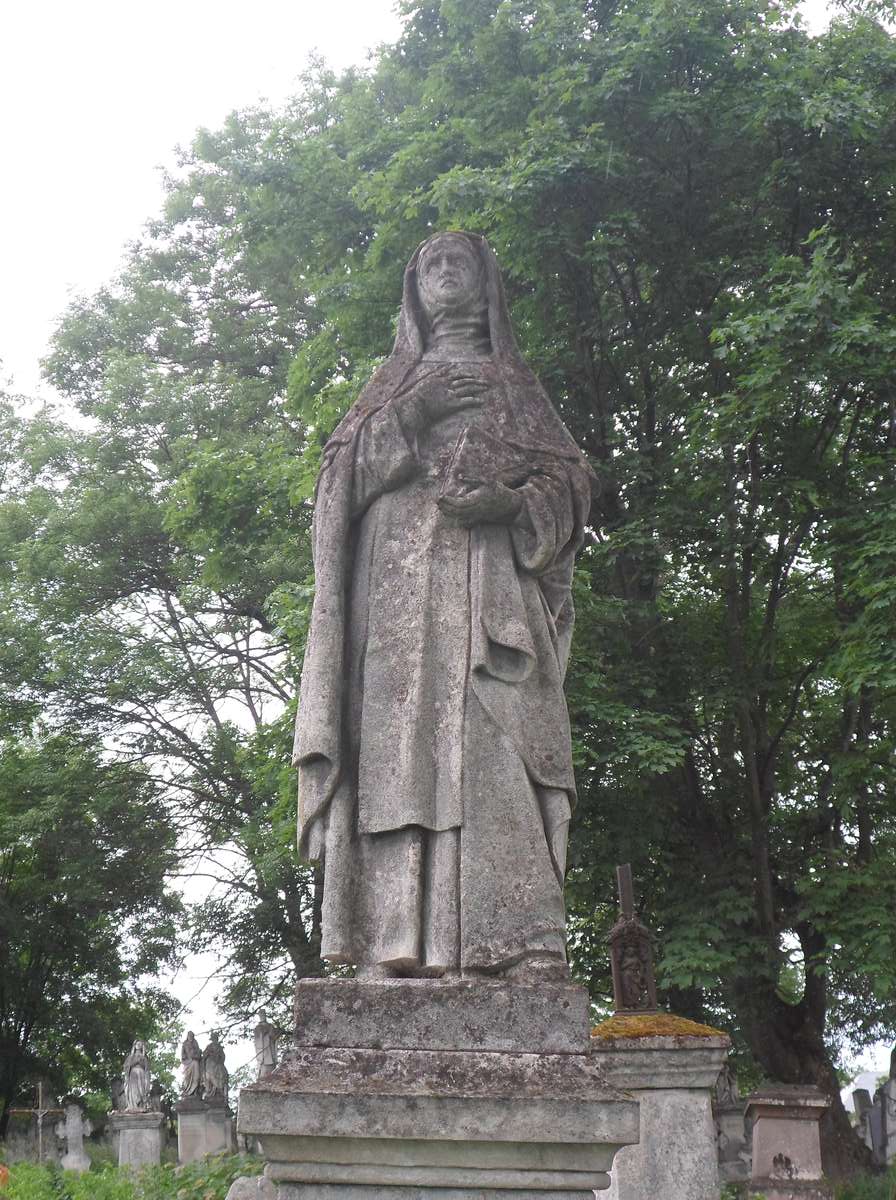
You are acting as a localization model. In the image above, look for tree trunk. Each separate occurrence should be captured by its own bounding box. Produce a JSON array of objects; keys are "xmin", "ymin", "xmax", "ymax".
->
[{"xmin": 735, "ymin": 978, "xmax": 873, "ymax": 1178}]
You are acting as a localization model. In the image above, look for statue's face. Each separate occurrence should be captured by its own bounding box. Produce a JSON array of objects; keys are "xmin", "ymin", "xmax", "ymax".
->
[{"xmin": 417, "ymin": 237, "xmax": 483, "ymax": 314}]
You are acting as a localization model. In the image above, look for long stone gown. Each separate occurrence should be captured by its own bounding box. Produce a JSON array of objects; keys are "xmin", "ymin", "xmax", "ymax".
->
[{"xmin": 294, "ymin": 234, "xmax": 592, "ymax": 976}]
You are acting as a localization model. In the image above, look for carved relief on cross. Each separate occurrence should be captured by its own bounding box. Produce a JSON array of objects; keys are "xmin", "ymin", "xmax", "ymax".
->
[{"xmin": 607, "ymin": 863, "xmax": 659, "ymax": 1014}]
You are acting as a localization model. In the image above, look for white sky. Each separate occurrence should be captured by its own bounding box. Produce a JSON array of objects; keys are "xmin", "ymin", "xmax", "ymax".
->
[
  {"xmin": 0, "ymin": 0, "xmax": 404, "ymax": 401},
  {"xmin": 3, "ymin": 0, "xmax": 888, "ymax": 1090}
]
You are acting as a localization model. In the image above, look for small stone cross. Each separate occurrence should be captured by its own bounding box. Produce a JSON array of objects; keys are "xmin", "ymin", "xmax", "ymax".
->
[
  {"xmin": 607, "ymin": 863, "xmax": 658, "ymax": 1014},
  {"xmin": 56, "ymin": 1102, "xmax": 92, "ymax": 1173}
]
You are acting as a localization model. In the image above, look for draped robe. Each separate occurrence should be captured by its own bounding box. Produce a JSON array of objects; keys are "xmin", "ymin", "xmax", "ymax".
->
[{"xmin": 294, "ymin": 235, "xmax": 593, "ymax": 974}]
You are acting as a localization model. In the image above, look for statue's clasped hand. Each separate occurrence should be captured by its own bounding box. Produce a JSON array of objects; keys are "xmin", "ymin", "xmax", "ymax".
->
[
  {"xmin": 438, "ymin": 480, "xmax": 522, "ymax": 527},
  {"xmin": 394, "ymin": 364, "xmax": 489, "ymax": 432}
]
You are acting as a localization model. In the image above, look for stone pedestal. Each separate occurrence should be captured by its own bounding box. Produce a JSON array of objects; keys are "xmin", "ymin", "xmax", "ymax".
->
[
  {"xmin": 715, "ymin": 1102, "xmax": 750, "ymax": 1184},
  {"xmin": 745, "ymin": 1087, "xmax": 832, "ymax": 1200},
  {"xmin": 109, "ymin": 1110, "xmax": 165, "ymax": 1169},
  {"xmin": 238, "ymin": 977, "xmax": 639, "ymax": 1200},
  {"xmin": 176, "ymin": 1098, "xmax": 234, "ymax": 1163},
  {"xmin": 590, "ymin": 1017, "xmax": 730, "ymax": 1200}
]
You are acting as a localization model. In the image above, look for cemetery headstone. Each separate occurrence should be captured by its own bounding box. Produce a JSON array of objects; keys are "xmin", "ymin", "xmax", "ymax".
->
[
  {"xmin": 745, "ymin": 1086, "xmax": 832, "ymax": 1199},
  {"xmin": 236, "ymin": 232, "xmax": 638, "ymax": 1199},
  {"xmin": 56, "ymin": 1101, "xmax": 91, "ymax": 1173}
]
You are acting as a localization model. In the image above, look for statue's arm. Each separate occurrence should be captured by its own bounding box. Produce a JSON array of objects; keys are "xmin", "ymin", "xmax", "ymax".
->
[
  {"xmin": 349, "ymin": 403, "xmax": 419, "ymax": 517},
  {"xmin": 509, "ymin": 469, "xmax": 578, "ymax": 576}
]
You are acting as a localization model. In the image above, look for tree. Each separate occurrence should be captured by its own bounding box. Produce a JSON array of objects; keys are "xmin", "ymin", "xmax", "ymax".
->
[
  {"xmin": 6, "ymin": 0, "xmax": 895, "ymax": 1173},
  {"xmin": 0, "ymin": 733, "xmax": 181, "ymax": 1134}
]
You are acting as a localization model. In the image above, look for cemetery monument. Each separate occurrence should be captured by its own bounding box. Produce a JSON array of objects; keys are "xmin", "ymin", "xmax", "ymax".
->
[
  {"xmin": 238, "ymin": 231, "xmax": 639, "ymax": 1198},
  {"xmin": 110, "ymin": 1041, "xmax": 165, "ymax": 1169}
]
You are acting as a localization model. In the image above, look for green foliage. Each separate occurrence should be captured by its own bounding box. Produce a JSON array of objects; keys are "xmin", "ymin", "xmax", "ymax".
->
[
  {"xmin": 835, "ymin": 1166, "xmax": 896, "ymax": 1199},
  {"xmin": 3, "ymin": 0, "xmax": 895, "ymax": 1172},
  {"xmin": 3, "ymin": 1156, "xmax": 264, "ymax": 1200}
]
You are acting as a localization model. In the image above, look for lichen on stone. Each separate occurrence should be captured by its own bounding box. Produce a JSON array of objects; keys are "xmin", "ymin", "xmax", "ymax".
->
[{"xmin": 591, "ymin": 1012, "xmax": 725, "ymax": 1041}]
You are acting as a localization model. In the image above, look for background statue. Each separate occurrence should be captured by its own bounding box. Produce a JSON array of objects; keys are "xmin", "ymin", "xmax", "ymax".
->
[
  {"xmin": 122, "ymin": 1039, "xmax": 150, "ymax": 1110},
  {"xmin": 202, "ymin": 1031, "xmax": 228, "ymax": 1102},
  {"xmin": 294, "ymin": 231, "xmax": 593, "ymax": 981},
  {"xmin": 180, "ymin": 1030, "xmax": 203, "ymax": 1097},
  {"xmin": 714, "ymin": 1064, "xmax": 740, "ymax": 1108},
  {"xmin": 110, "ymin": 1074, "xmax": 124, "ymax": 1112},
  {"xmin": 253, "ymin": 1011, "xmax": 278, "ymax": 1079}
]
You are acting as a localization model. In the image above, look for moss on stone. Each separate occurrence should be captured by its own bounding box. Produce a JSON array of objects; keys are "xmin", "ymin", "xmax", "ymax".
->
[{"xmin": 591, "ymin": 1012, "xmax": 726, "ymax": 1041}]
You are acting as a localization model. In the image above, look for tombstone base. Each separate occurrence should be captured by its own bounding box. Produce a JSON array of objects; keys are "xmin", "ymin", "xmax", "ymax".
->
[
  {"xmin": 176, "ymin": 1098, "xmax": 234, "ymax": 1163},
  {"xmin": 591, "ymin": 1024, "xmax": 731, "ymax": 1200},
  {"xmin": 716, "ymin": 1103, "xmax": 750, "ymax": 1183},
  {"xmin": 746, "ymin": 1086, "xmax": 831, "ymax": 1199},
  {"xmin": 110, "ymin": 1111, "xmax": 165, "ymax": 1169},
  {"xmin": 239, "ymin": 979, "xmax": 638, "ymax": 1199}
]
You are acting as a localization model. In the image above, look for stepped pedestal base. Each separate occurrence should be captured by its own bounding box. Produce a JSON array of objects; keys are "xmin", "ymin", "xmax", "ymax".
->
[{"xmin": 237, "ymin": 979, "xmax": 639, "ymax": 1199}]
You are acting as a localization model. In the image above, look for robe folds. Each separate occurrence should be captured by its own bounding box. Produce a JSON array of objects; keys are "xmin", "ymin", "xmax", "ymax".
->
[{"xmin": 294, "ymin": 234, "xmax": 593, "ymax": 974}]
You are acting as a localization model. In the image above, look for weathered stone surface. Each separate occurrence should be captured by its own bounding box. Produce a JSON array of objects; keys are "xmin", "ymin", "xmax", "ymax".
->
[
  {"xmin": 225, "ymin": 1176, "xmax": 277, "ymax": 1200},
  {"xmin": 277, "ymin": 1189, "xmax": 594, "ymax": 1200},
  {"xmin": 56, "ymin": 1102, "xmax": 91, "ymax": 1172},
  {"xmin": 238, "ymin": 1038, "xmax": 637, "ymax": 1197},
  {"xmin": 176, "ymin": 1099, "xmax": 233, "ymax": 1163},
  {"xmin": 122, "ymin": 1040, "xmax": 152, "ymax": 1111},
  {"xmin": 592, "ymin": 1033, "xmax": 731, "ymax": 1090},
  {"xmin": 180, "ymin": 1031, "xmax": 202, "ymax": 1098},
  {"xmin": 253, "ymin": 1012, "xmax": 279, "ymax": 1079},
  {"xmin": 294, "ymin": 977, "xmax": 589, "ymax": 1054},
  {"xmin": 885, "ymin": 1078, "xmax": 896, "ymax": 1165},
  {"xmin": 746, "ymin": 1086, "xmax": 831, "ymax": 1199},
  {"xmin": 241, "ymin": 1046, "xmax": 636, "ymax": 1146},
  {"xmin": 592, "ymin": 1032, "xmax": 730, "ymax": 1200},
  {"xmin": 110, "ymin": 1111, "xmax": 165, "ymax": 1169},
  {"xmin": 202, "ymin": 1032, "xmax": 229, "ymax": 1102},
  {"xmin": 294, "ymin": 231, "xmax": 594, "ymax": 978},
  {"xmin": 716, "ymin": 1104, "xmax": 750, "ymax": 1183}
]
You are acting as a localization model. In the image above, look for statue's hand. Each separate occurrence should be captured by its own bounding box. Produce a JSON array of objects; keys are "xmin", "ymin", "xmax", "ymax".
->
[
  {"xmin": 438, "ymin": 481, "xmax": 522, "ymax": 526},
  {"xmin": 303, "ymin": 815, "xmax": 327, "ymax": 862},
  {"xmin": 394, "ymin": 365, "xmax": 488, "ymax": 432}
]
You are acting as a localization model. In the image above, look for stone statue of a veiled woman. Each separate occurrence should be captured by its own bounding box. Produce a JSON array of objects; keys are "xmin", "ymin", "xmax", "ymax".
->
[
  {"xmin": 294, "ymin": 231, "xmax": 593, "ymax": 981},
  {"xmin": 180, "ymin": 1031, "xmax": 202, "ymax": 1097},
  {"xmin": 122, "ymin": 1040, "xmax": 151, "ymax": 1111}
]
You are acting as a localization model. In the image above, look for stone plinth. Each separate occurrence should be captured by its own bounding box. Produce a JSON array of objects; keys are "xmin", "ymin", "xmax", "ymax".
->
[
  {"xmin": 715, "ymin": 1103, "xmax": 750, "ymax": 1184},
  {"xmin": 295, "ymin": 977, "xmax": 590, "ymax": 1055},
  {"xmin": 176, "ymin": 1097, "xmax": 234, "ymax": 1163},
  {"xmin": 238, "ymin": 978, "xmax": 639, "ymax": 1200},
  {"xmin": 745, "ymin": 1087, "xmax": 832, "ymax": 1200},
  {"xmin": 109, "ymin": 1110, "xmax": 165, "ymax": 1169},
  {"xmin": 591, "ymin": 1015, "xmax": 730, "ymax": 1200}
]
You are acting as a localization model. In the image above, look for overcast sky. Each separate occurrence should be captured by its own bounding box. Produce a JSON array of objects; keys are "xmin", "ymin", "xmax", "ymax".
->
[
  {"xmin": 0, "ymin": 0, "xmax": 403, "ymax": 400},
  {"xmin": 4, "ymin": 0, "xmax": 887, "ymax": 1088}
]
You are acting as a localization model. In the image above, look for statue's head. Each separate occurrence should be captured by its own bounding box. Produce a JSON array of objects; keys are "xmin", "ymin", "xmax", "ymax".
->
[
  {"xmin": 258, "ymin": 1010, "xmax": 268, "ymax": 1021},
  {"xmin": 416, "ymin": 232, "xmax": 486, "ymax": 319},
  {"xmin": 211, "ymin": 1030, "xmax": 220, "ymax": 1043},
  {"xmin": 133, "ymin": 1039, "xmax": 146, "ymax": 1054}
]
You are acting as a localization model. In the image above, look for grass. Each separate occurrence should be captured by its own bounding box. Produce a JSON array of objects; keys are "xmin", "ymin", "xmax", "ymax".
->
[{"xmin": 1, "ymin": 1154, "xmax": 264, "ymax": 1200}]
